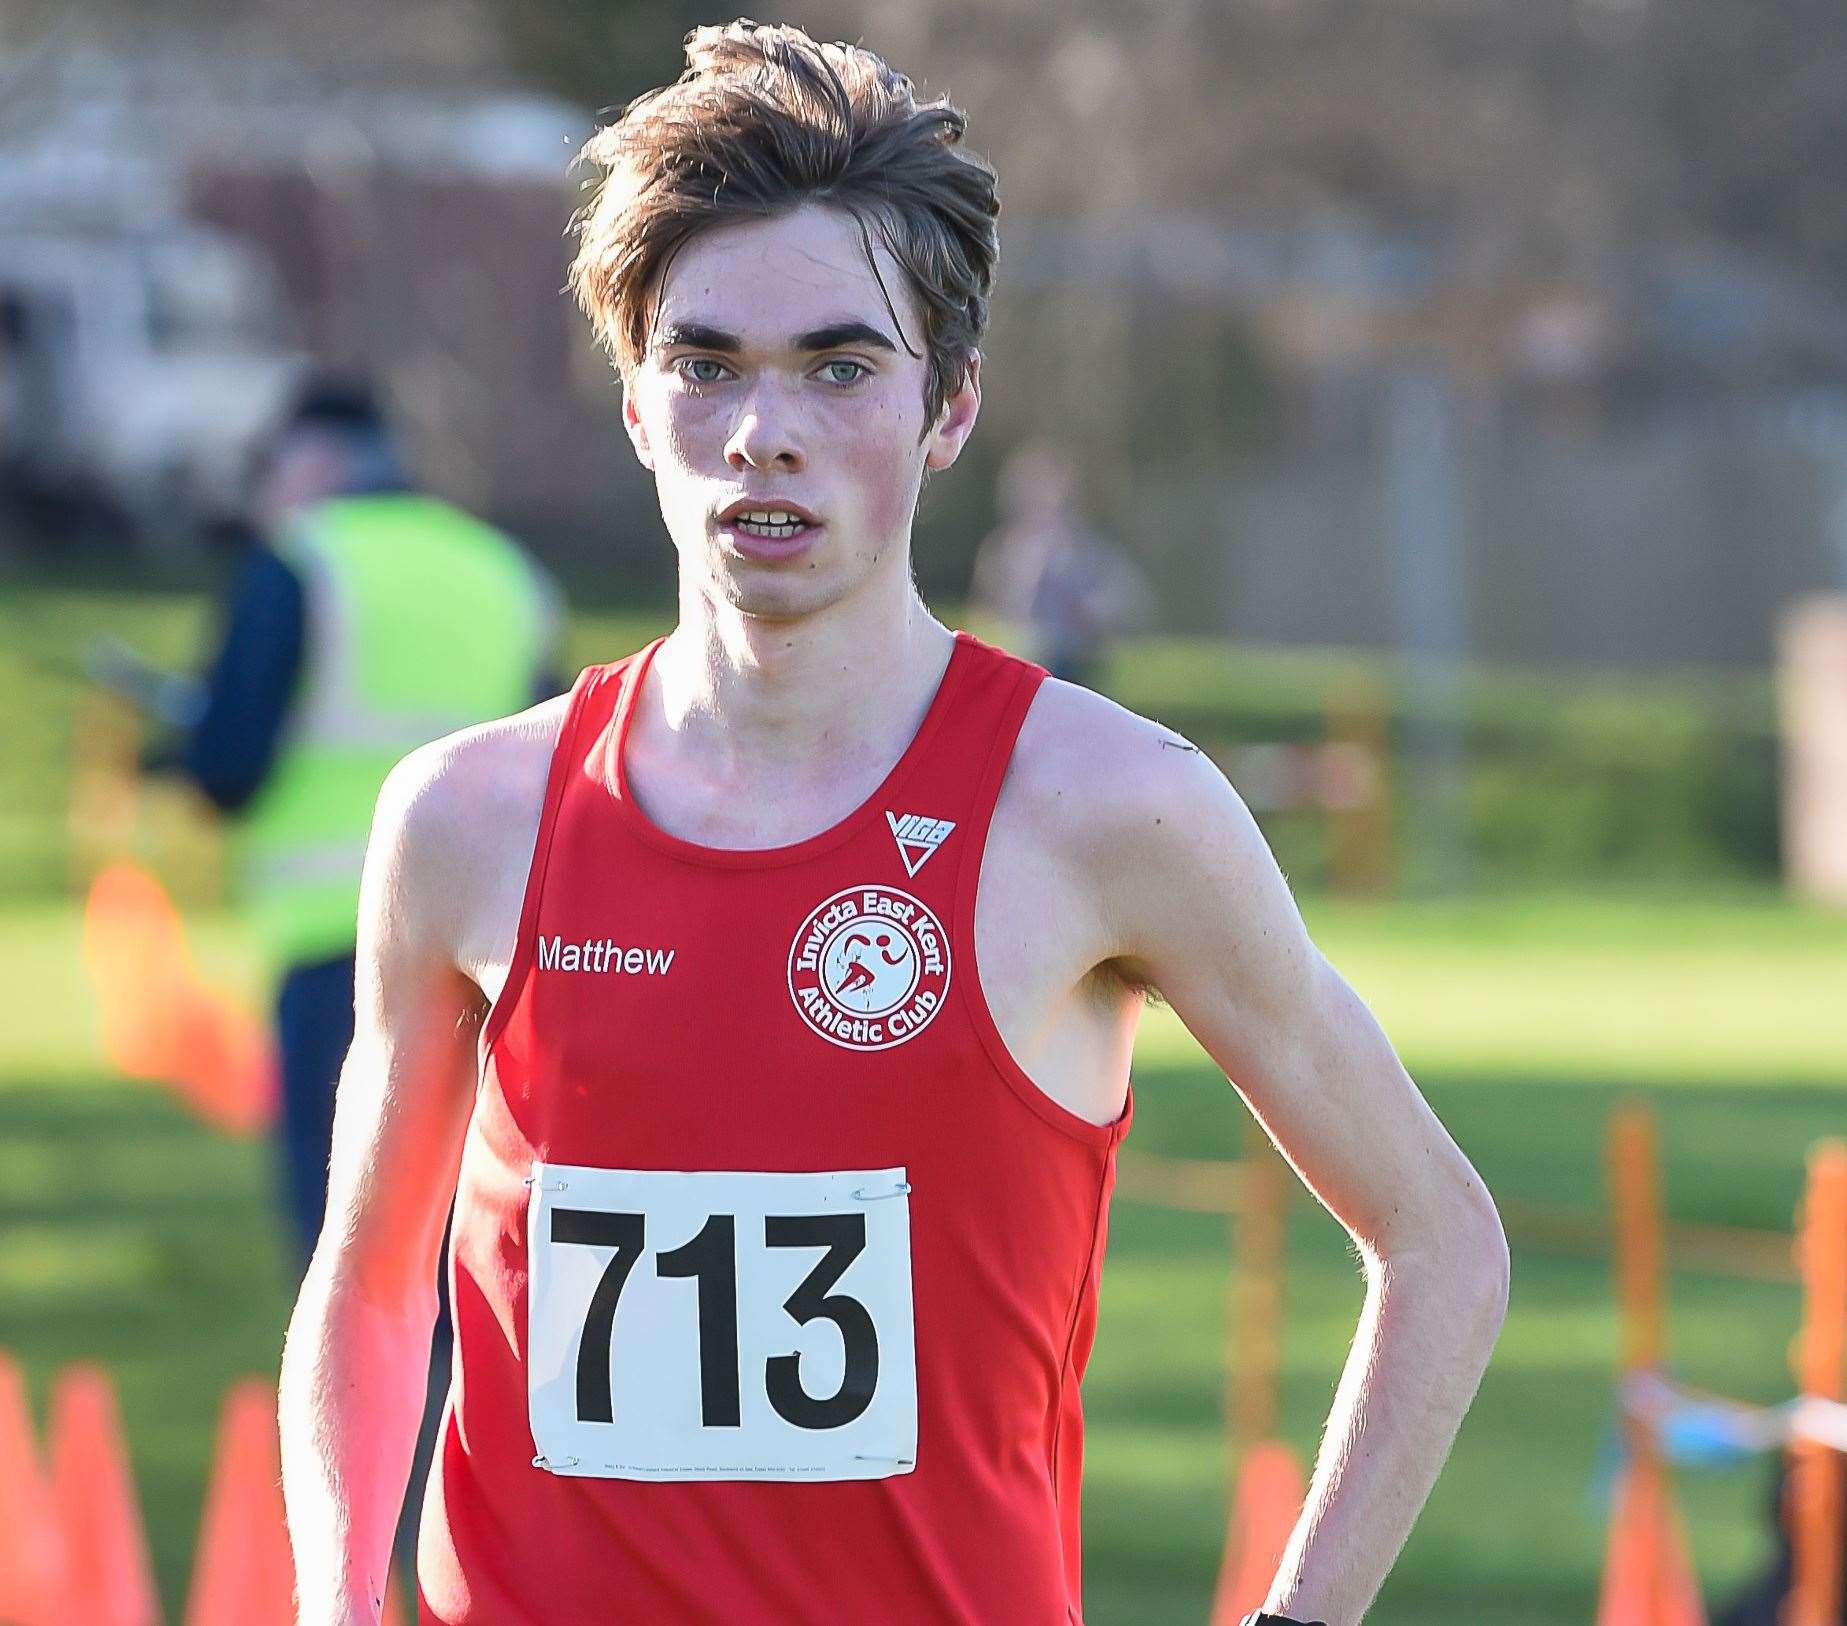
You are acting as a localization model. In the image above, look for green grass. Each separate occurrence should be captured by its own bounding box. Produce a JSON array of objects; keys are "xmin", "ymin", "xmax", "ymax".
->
[{"xmin": 3, "ymin": 891, "xmax": 1842, "ymax": 1620}]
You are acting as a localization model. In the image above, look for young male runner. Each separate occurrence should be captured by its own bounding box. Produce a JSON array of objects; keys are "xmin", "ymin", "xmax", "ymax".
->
[{"xmin": 279, "ymin": 22, "xmax": 1509, "ymax": 1625}]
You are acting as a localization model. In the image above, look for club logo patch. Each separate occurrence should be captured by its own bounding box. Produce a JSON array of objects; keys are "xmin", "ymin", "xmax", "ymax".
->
[{"xmin": 787, "ymin": 885, "xmax": 951, "ymax": 1051}]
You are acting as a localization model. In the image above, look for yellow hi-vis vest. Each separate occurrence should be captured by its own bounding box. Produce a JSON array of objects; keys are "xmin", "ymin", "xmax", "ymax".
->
[{"xmin": 232, "ymin": 493, "xmax": 551, "ymax": 969}]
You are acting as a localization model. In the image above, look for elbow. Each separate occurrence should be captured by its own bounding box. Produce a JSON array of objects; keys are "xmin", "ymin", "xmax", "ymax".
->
[
  {"xmin": 1482, "ymin": 1212, "xmax": 1512, "ymax": 1327},
  {"xmin": 1378, "ymin": 1192, "xmax": 1511, "ymax": 1328},
  {"xmin": 1455, "ymin": 1195, "xmax": 1512, "ymax": 1332},
  {"xmin": 314, "ymin": 1245, "xmax": 440, "ymax": 1331},
  {"xmin": 286, "ymin": 1246, "xmax": 440, "ymax": 1374},
  {"xmin": 1436, "ymin": 1180, "xmax": 1510, "ymax": 1298}
]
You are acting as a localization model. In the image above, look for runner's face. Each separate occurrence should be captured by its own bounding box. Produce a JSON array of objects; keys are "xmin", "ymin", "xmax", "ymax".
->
[{"xmin": 622, "ymin": 203, "xmax": 979, "ymax": 620}]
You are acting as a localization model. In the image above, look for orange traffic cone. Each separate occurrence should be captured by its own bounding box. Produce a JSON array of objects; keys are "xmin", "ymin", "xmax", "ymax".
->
[
  {"xmin": 1209, "ymin": 1439, "xmax": 1309, "ymax": 1624},
  {"xmin": 1595, "ymin": 1455, "xmax": 1706, "ymax": 1626},
  {"xmin": 49, "ymin": 1364, "xmax": 161, "ymax": 1626},
  {"xmin": 0, "ymin": 1352, "xmax": 68, "ymax": 1625},
  {"xmin": 184, "ymin": 1381, "xmax": 295, "ymax": 1626}
]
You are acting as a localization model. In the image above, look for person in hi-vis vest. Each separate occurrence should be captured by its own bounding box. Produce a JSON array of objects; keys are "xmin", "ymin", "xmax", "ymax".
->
[{"xmin": 151, "ymin": 376, "xmax": 564, "ymax": 1257}]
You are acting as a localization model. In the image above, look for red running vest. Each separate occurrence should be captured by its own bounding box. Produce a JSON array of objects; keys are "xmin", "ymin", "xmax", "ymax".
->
[{"xmin": 419, "ymin": 630, "xmax": 1133, "ymax": 1624}]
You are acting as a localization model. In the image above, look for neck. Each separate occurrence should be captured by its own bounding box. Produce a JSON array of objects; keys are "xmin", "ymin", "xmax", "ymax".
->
[{"xmin": 651, "ymin": 565, "xmax": 953, "ymax": 775}]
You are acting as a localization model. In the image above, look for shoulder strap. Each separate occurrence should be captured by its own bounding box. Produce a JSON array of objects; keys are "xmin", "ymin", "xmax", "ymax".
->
[
  {"xmin": 480, "ymin": 659, "xmax": 625, "ymax": 1055},
  {"xmin": 929, "ymin": 637, "xmax": 1047, "ymax": 906},
  {"xmin": 967, "ymin": 659, "xmax": 1049, "ymax": 829}
]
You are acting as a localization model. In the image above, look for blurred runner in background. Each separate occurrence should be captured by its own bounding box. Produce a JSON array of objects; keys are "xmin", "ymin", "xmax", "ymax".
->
[
  {"xmin": 143, "ymin": 371, "xmax": 564, "ymax": 1577},
  {"xmin": 971, "ymin": 440, "xmax": 1150, "ymax": 686}
]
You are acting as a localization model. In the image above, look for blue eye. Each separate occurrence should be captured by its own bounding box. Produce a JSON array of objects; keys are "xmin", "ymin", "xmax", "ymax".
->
[
  {"xmin": 679, "ymin": 357, "xmax": 727, "ymax": 384},
  {"xmin": 821, "ymin": 359, "xmax": 869, "ymax": 385}
]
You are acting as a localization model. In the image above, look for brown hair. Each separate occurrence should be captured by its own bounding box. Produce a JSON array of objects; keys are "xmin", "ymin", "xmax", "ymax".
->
[{"xmin": 568, "ymin": 19, "xmax": 999, "ymax": 429}]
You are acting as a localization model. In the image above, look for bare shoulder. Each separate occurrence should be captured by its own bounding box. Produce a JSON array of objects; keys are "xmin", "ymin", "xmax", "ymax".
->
[
  {"xmin": 378, "ymin": 693, "xmax": 570, "ymax": 870},
  {"xmin": 365, "ymin": 693, "xmax": 573, "ymax": 966},
  {"xmin": 1006, "ymin": 674, "xmax": 1254, "ymax": 861},
  {"xmin": 1001, "ymin": 673, "xmax": 1294, "ymax": 988}
]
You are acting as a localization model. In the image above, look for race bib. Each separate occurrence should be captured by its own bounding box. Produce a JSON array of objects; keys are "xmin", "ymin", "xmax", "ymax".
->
[{"xmin": 526, "ymin": 1163, "xmax": 917, "ymax": 1481}]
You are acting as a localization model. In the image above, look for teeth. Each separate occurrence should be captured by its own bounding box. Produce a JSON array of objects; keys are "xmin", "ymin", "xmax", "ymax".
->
[{"xmin": 731, "ymin": 507, "xmax": 809, "ymax": 540}]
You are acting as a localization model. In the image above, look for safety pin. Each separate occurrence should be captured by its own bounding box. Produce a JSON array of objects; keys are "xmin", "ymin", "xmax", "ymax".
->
[
  {"xmin": 852, "ymin": 1181, "xmax": 911, "ymax": 1202},
  {"xmin": 532, "ymin": 1453, "xmax": 580, "ymax": 1471},
  {"xmin": 853, "ymin": 1454, "xmax": 916, "ymax": 1465},
  {"xmin": 522, "ymin": 1176, "xmax": 569, "ymax": 1192}
]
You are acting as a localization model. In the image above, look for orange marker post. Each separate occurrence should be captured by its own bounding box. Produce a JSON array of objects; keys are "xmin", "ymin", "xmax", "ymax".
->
[
  {"xmin": 1323, "ymin": 675, "xmax": 1393, "ymax": 898},
  {"xmin": 1785, "ymin": 1141, "xmax": 1847, "ymax": 1626},
  {"xmin": 1609, "ymin": 1104, "xmax": 1667, "ymax": 1383},
  {"xmin": 1600, "ymin": 1103, "xmax": 1706, "ymax": 1626},
  {"xmin": 1211, "ymin": 1125, "xmax": 1309, "ymax": 1624},
  {"xmin": 1233, "ymin": 1128, "xmax": 1288, "ymax": 1454}
]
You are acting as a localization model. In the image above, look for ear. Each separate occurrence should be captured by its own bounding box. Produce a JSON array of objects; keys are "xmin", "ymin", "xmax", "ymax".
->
[
  {"xmin": 923, "ymin": 351, "xmax": 982, "ymax": 472},
  {"xmin": 621, "ymin": 375, "xmax": 655, "ymax": 472}
]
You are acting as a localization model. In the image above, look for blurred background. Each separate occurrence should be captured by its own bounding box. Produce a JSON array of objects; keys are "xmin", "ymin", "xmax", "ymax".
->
[{"xmin": 2, "ymin": 1, "xmax": 1845, "ymax": 1622}]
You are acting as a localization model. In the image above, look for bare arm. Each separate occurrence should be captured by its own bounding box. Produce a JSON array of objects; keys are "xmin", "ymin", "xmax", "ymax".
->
[
  {"xmin": 278, "ymin": 742, "xmax": 485, "ymax": 1624},
  {"xmin": 1100, "ymin": 730, "xmax": 1510, "ymax": 1626}
]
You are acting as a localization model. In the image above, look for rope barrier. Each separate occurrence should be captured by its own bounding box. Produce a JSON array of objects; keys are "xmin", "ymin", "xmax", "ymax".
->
[{"xmin": 1115, "ymin": 1149, "xmax": 1800, "ymax": 1283}]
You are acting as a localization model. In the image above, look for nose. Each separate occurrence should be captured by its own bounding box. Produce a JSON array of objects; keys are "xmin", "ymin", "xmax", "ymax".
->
[{"xmin": 724, "ymin": 384, "xmax": 806, "ymax": 474}]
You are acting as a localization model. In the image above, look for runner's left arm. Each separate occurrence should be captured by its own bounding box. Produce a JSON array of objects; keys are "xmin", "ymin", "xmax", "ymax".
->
[{"xmin": 1095, "ymin": 728, "xmax": 1509, "ymax": 1626}]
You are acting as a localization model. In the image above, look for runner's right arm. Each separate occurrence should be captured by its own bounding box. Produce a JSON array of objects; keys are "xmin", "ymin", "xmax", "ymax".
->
[{"xmin": 279, "ymin": 741, "xmax": 485, "ymax": 1625}]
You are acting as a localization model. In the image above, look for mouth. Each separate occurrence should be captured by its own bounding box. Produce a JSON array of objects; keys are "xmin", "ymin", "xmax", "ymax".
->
[{"xmin": 716, "ymin": 498, "xmax": 823, "ymax": 542}]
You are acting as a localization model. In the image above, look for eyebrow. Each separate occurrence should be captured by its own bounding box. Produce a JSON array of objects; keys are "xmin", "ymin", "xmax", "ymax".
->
[{"xmin": 653, "ymin": 320, "xmax": 899, "ymax": 355}]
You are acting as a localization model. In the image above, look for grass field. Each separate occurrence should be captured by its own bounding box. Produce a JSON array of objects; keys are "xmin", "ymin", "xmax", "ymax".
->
[{"xmin": 3, "ymin": 888, "xmax": 1842, "ymax": 1622}]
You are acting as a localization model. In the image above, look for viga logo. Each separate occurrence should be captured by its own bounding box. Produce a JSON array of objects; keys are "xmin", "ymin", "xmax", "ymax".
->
[{"xmin": 787, "ymin": 884, "xmax": 951, "ymax": 1051}]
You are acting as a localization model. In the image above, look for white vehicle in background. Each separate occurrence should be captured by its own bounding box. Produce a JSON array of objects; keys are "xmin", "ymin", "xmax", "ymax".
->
[{"xmin": 0, "ymin": 221, "xmax": 306, "ymax": 542}]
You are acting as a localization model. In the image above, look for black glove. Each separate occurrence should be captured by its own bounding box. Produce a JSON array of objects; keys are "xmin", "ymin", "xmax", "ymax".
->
[{"xmin": 1239, "ymin": 1614, "xmax": 1330, "ymax": 1626}]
